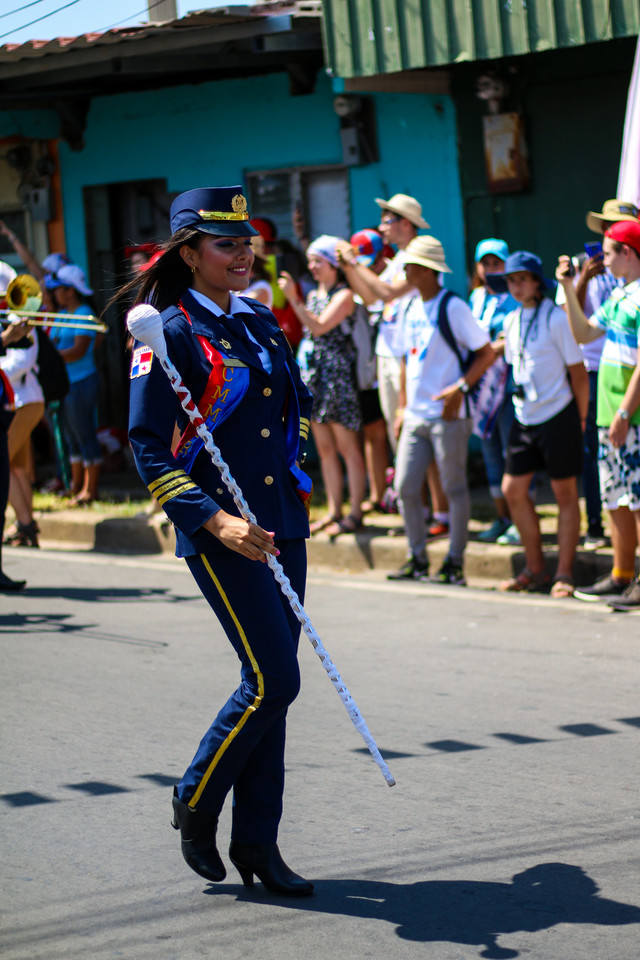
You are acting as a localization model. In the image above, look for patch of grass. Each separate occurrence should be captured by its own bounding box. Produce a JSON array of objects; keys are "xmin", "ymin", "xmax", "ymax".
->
[{"xmin": 33, "ymin": 492, "xmax": 153, "ymax": 516}]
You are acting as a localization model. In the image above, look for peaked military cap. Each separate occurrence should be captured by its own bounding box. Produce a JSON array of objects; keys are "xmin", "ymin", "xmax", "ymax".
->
[{"xmin": 170, "ymin": 186, "xmax": 259, "ymax": 237}]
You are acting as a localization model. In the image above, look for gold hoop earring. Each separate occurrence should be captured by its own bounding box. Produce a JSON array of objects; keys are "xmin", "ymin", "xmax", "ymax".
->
[{"xmin": 191, "ymin": 265, "xmax": 196, "ymax": 274}]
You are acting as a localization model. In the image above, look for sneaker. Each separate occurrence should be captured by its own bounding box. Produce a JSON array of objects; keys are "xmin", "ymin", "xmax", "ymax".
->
[
  {"xmin": 427, "ymin": 559, "xmax": 466, "ymax": 586},
  {"xmin": 477, "ymin": 517, "xmax": 511, "ymax": 543},
  {"xmin": 496, "ymin": 524, "xmax": 521, "ymax": 546},
  {"xmin": 582, "ymin": 532, "xmax": 608, "ymax": 551},
  {"xmin": 387, "ymin": 555, "xmax": 429, "ymax": 581},
  {"xmin": 607, "ymin": 579, "xmax": 640, "ymax": 611},
  {"xmin": 574, "ymin": 574, "xmax": 632, "ymax": 603},
  {"xmin": 427, "ymin": 521, "xmax": 449, "ymax": 539}
]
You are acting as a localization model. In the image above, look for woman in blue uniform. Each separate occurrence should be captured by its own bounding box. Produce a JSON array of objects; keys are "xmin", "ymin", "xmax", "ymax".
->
[{"xmin": 126, "ymin": 187, "xmax": 314, "ymax": 896}]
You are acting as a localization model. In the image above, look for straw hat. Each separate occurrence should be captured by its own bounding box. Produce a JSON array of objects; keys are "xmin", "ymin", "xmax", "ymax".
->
[
  {"xmin": 586, "ymin": 199, "xmax": 639, "ymax": 234},
  {"xmin": 403, "ymin": 235, "xmax": 451, "ymax": 273},
  {"xmin": 375, "ymin": 193, "xmax": 430, "ymax": 229}
]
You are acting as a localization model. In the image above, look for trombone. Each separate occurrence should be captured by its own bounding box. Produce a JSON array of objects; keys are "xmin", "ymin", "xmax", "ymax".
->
[{"xmin": 0, "ymin": 274, "xmax": 108, "ymax": 333}]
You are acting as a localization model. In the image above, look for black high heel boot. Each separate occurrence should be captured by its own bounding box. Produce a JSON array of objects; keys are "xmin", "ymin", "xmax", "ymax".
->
[
  {"xmin": 228, "ymin": 841, "xmax": 314, "ymax": 896},
  {"xmin": 171, "ymin": 787, "xmax": 226, "ymax": 882}
]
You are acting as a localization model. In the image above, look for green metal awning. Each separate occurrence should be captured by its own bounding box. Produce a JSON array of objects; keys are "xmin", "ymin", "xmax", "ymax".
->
[{"xmin": 321, "ymin": 0, "xmax": 640, "ymax": 78}]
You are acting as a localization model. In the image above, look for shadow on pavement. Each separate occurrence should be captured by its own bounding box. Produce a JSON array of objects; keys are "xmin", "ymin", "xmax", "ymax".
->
[
  {"xmin": 213, "ymin": 862, "xmax": 640, "ymax": 959},
  {"xmin": 0, "ymin": 586, "xmax": 198, "ymax": 603}
]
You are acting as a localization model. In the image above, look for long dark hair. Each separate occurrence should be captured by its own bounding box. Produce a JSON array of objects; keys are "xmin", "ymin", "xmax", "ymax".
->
[{"xmin": 112, "ymin": 227, "xmax": 202, "ymax": 312}]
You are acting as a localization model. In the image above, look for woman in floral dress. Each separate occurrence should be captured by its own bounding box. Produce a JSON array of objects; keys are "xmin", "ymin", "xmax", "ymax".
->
[{"xmin": 279, "ymin": 235, "xmax": 366, "ymax": 536}]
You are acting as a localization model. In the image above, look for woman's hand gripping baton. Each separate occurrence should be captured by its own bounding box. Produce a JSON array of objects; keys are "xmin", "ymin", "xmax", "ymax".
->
[{"xmin": 127, "ymin": 305, "xmax": 396, "ymax": 787}]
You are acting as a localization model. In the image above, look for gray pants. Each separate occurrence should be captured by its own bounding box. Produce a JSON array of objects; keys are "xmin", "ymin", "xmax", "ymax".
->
[{"xmin": 395, "ymin": 413, "xmax": 473, "ymax": 563}]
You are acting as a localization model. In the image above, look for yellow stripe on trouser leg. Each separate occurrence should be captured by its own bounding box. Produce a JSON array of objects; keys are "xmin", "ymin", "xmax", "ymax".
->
[{"xmin": 188, "ymin": 554, "xmax": 264, "ymax": 808}]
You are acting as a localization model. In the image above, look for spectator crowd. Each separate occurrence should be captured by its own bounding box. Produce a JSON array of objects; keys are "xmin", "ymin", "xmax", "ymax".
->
[{"xmin": 1, "ymin": 191, "xmax": 639, "ymax": 611}]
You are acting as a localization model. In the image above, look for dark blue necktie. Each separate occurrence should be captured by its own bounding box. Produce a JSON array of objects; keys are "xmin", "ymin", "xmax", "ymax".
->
[{"xmin": 220, "ymin": 313, "xmax": 262, "ymax": 360}]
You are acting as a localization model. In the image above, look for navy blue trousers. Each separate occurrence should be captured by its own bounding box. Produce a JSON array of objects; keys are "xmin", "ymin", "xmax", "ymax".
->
[{"xmin": 179, "ymin": 538, "xmax": 306, "ymax": 844}]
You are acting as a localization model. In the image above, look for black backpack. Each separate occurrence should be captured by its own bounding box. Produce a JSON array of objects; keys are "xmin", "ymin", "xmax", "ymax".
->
[
  {"xmin": 437, "ymin": 290, "xmax": 477, "ymax": 416},
  {"xmin": 35, "ymin": 327, "xmax": 69, "ymax": 406}
]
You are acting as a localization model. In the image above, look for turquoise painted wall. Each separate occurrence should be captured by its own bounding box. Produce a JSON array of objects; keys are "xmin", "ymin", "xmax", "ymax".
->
[
  {"xmin": 347, "ymin": 91, "xmax": 465, "ymax": 290},
  {"xmin": 2, "ymin": 71, "xmax": 465, "ymax": 293},
  {"xmin": 0, "ymin": 109, "xmax": 59, "ymax": 140}
]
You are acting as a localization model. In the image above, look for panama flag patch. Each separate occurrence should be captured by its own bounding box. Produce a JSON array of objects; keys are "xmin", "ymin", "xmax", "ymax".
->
[{"xmin": 130, "ymin": 346, "xmax": 153, "ymax": 379}]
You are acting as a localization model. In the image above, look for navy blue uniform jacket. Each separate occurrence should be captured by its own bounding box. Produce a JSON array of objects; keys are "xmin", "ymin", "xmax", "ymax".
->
[{"xmin": 128, "ymin": 290, "xmax": 312, "ymax": 557}]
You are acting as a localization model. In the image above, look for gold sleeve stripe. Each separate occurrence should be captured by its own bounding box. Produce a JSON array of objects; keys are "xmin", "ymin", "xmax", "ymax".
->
[
  {"xmin": 156, "ymin": 480, "xmax": 197, "ymax": 506},
  {"xmin": 152, "ymin": 474, "xmax": 193, "ymax": 498},
  {"xmin": 300, "ymin": 417, "xmax": 310, "ymax": 427},
  {"xmin": 148, "ymin": 469, "xmax": 188, "ymax": 493}
]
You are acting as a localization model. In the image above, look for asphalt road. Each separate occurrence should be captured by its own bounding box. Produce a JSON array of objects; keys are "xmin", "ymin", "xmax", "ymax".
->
[{"xmin": 1, "ymin": 548, "xmax": 639, "ymax": 960}]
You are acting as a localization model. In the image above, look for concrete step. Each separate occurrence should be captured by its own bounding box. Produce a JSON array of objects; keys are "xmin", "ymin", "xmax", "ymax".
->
[{"xmin": 31, "ymin": 505, "xmax": 617, "ymax": 587}]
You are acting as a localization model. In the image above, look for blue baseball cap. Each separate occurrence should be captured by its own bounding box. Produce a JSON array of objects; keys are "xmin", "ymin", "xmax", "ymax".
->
[
  {"xmin": 42, "ymin": 252, "xmax": 72, "ymax": 274},
  {"xmin": 170, "ymin": 186, "xmax": 258, "ymax": 238},
  {"xmin": 474, "ymin": 238, "xmax": 509, "ymax": 263},
  {"xmin": 485, "ymin": 250, "xmax": 553, "ymax": 294}
]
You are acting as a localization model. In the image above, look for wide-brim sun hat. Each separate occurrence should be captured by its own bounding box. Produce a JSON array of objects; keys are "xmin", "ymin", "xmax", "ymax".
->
[
  {"xmin": 170, "ymin": 186, "xmax": 258, "ymax": 238},
  {"xmin": 586, "ymin": 199, "xmax": 639, "ymax": 235},
  {"xmin": 403, "ymin": 235, "xmax": 451, "ymax": 273},
  {"xmin": 375, "ymin": 193, "xmax": 430, "ymax": 230},
  {"xmin": 485, "ymin": 250, "xmax": 552, "ymax": 294},
  {"xmin": 45, "ymin": 263, "xmax": 93, "ymax": 297},
  {"xmin": 474, "ymin": 238, "xmax": 509, "ymax": 263},
  {"xmin": 306, "ymin": 235, "xmax": 342, "ymax": 268}
]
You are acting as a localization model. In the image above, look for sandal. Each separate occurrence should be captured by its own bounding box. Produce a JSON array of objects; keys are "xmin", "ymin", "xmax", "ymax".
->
[
  {"xmin": 499, "ymin": 567, "xmax": 550, "ymax": 593},
  {"xmin": 361, "ymin": 500, "xmax": 384, "ymax": 515},
  {"xmin": 327, "ymin": 514, "xmax": 364, "ymax": 540},
  {"xmin": 4, "ymin": 520, "xmax": 39, "ymax": 548},
  {"xmin": 551, "ymin": 578, "xmax": 574, "ymax": 599},
  {"xmin": 309, "ymin": 514, "xmax": 341, "ymax": 536}
]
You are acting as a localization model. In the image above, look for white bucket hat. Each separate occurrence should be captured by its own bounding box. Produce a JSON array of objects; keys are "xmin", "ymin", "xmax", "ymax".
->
[
  {"xmin": 403, "ymin": 235, "xmax": 451, "ymax": 273},
  {"xmin": 375, "ymin": 193, "xmax": 430, "ymax": 230}
]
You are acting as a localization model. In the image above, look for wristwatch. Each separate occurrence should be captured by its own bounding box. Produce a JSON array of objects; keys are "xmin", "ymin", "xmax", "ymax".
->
[
  {"xmin": 457, "ymin": 377, "xmax": 470, "ymax": 395},
  {"xmin": 617, "ymin": 408, "xmax": 630, "ymax": 421}
]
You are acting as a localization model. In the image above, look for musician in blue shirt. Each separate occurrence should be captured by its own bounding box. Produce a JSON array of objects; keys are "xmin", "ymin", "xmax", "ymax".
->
[{"xmin": 126, "ymin": 186, "xmax": 314, "ymax": 896}]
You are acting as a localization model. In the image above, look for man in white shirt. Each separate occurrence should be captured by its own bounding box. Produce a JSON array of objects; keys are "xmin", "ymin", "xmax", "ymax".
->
[
  {"xmin": 337, "ymin": 194, "xmax": 450, "ymax": 533},
  {"xmin": 336, "ymin": 193, "xmax": 429, "ymax": 449},
  {"xmin": 387, "ymin": 236, "xmax": 493, "ymax": 584}
]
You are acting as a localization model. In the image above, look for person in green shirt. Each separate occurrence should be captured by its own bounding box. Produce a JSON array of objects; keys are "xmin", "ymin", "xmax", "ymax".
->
[{"xmin": 558, "ymin": 219, "xmax": 640, "ymax": 610}]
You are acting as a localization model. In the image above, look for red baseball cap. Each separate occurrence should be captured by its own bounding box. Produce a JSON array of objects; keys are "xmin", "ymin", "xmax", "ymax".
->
[
  {"xmin": 249, "ymin": 218, "xmax": 277, "ymax": 243},
  {"xmin": 605, "ymin": 220, "xmax": 640, "ymax": 255}
]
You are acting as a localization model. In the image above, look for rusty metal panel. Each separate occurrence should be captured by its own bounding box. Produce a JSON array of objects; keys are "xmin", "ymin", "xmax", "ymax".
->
[{"xmin": 322, "ymin": 0, "xmax": 640, "ymax": 77}]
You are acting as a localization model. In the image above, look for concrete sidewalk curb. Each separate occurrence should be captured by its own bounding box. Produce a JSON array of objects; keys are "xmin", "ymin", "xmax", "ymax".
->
[{"xmin": 34, "ymin": 508, "xmax": 615, "ymax": 585}]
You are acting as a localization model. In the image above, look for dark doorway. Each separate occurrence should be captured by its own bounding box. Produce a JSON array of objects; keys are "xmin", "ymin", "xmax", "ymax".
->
[{"xmin": 83, "ymin": 179, "xmax": 173, "ymax": 430}]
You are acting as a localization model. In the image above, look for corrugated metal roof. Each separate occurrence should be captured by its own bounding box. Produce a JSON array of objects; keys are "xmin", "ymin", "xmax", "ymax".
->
[
  {"xmin": 321, "ymin": 0, "xmax": 640, "ymax": 78},
  {"xmin": 0, "ymin": 2, "xmax": 321, "ymax": 62}
]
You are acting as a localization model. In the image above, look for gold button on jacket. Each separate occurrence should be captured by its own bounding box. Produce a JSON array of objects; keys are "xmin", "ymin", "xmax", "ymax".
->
[
  {"xmin": 264, "ymin": 475, "xmax": 274, "ymax": 485},
  {"xmin": 263, "ymin": 387, "xmax": 272, "ymax": 397},
  {"xmin": 261, "ymin": 428, "xmax": 270, "ymax": 438}
]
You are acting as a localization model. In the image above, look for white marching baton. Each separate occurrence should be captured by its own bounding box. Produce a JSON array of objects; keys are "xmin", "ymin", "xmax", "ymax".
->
[{"xmin": 128, "ymin": 304, "xmax": 395, "ymax": 787}]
